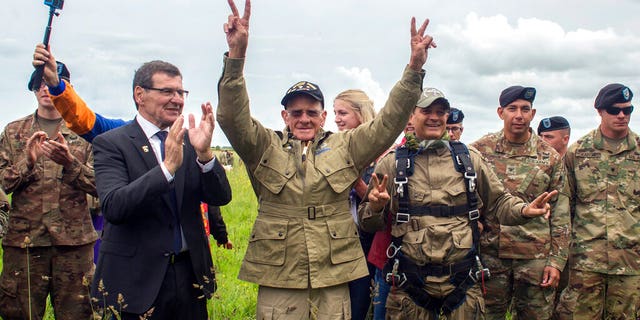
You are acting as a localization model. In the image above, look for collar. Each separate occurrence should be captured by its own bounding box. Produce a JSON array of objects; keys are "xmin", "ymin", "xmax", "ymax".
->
[
  {"xmin": 494, "ymin": 128, "xmax": 538, "ymax": 157},
  {"xmin": 136, "ymin": 113, "xmax": 166, "ymax": 140},
  {"xmin": 593, "ymin": 126, "xmax": 638, "ymax": 153}
]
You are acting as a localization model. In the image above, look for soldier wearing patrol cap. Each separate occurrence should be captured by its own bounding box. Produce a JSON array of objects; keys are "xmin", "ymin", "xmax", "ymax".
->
[
  {"xmin": 471, "ymin": 85, "xmax": 570, "ymax": 320},
  {"xmin": 446, "ymin": 107, "xmax": 465, "ymax": 141},
  {"xmin": 360, "ymin": 87, "xmax": 558, "ymax": 319},
  {"xmin": 218, "ymin": 0, "xmax": 436, "ymax": 318},
  {"xmin": 555, "ymin": 83, "xmax": 640, "ymax": 319},
  {"xmin": 537, "ymin": 116, "xmax": 571, "ymax": 157},
  {"xmin": 0, "ymin": 60, "xmax": 96, "ymax": 319}
]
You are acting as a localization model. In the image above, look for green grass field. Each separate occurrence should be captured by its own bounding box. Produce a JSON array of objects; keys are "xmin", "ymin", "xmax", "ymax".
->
[{"xmin": 0, "ymin": 157, "xmax": 259, "ymax": 319}]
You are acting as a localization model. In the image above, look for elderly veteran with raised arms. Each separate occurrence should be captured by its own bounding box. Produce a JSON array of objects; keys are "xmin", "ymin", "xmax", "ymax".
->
[{"xmin": 217, "ymin": 0, "xmax": 435, "ymax": 318}]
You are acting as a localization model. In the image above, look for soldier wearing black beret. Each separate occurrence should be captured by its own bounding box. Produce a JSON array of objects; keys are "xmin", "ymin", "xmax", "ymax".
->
[
  {"xmin": 556, "ymin": 83, "xmax": 638, "ymax": 319},
  {"xmin": 537, "ymin": 116, "xmax": 571, "ymax": 157},
  {"xmin": 446, "ymin": 107, "xmax": 464, "ymax": 141}
]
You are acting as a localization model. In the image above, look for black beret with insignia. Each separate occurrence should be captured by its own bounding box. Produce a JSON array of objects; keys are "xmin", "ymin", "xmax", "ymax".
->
[
  {"xmin": 537, "ymin": 116, "xmax": 570, "ymax": 135},
  {"xmin": 447, "ymin": 108, "xmax": 465, "ymax": 124},
  {"xmin": 499, "ymin": 85, "xmax": 536, "ymax": 107},
  {"xmin": 594, "ymin": 83, "xmax": 633, "ymax": 109}
]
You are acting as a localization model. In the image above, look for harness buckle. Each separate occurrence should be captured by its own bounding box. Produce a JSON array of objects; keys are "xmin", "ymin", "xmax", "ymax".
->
[
  {"xmin": 470, "ymin": 255, "xmax": 490, "ymax": 282},
  {"xmin": 385, "ymin": 258, "xmax": 408, "ymax": 287},
  {"xmin": 394, "ymin": 177, "xmax": 408, "ymax": 197},
  {"xmin": 396, "ymin": 212, "xmax": 410, "ymax": 224},
  {"xmin": 386, "ymin": 243, "xmax": 402, "ymax": 259},
  {"xmin": 468, "ymin": 209, "xmax": 480, "ymax": 221},
  {"xmin": 464, "ymin": 172, "xmax": 477, "ymax": 192}
]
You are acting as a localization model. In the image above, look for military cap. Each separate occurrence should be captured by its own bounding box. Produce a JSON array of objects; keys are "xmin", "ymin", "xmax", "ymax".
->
[
  {"xmin": 28, "ymin": 61, "xmax": 70, "ymax": 91},
  {"xmin": 281, "ymin": 81, "xmax": 325, "ymax": 108},
  {"xmin": 499, "ymin": 85, "xmax": 536, "ymax": 107},
  {"xmin": 537, "ymin": 116, "xmax": 570, "ymax": 135},
  {"xmin": 447, "ymin": 108, "xmax": 464, "ymax": 124},
  {"xmin": 416, "ymin": 87, "xmax": 450, "ymax": 110},
  {"xmin": 594, "ymin": 83, "xmax": 633, "ymax": 109}
]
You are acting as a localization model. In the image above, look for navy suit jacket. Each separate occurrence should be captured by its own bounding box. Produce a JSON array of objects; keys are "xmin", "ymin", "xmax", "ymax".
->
[{"xmin": 91, "ymin": 120, "xmax": 231, "ymax": 314}]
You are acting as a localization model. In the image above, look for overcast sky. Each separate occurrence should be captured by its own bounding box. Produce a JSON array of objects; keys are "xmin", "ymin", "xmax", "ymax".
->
[{"xmin": 2, "ymin": 0, "xmax": 639, "ymax": 147}]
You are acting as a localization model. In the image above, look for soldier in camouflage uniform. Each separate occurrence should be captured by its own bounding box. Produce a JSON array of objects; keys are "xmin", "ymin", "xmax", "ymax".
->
[
  {"xmin": 0, "ymin": 188, "xmax": 9, "ymax": 238},
  {"xmin": 360, "ymin": 87, "xmax": 558, "ymax": 320},
  {"xmin": 555, "ymin": 83, "xmax": 640, "ymax": 319},
  {"xmin": 219, "ymin": 1, "xmax": 435, "ymax": 318},
  {"xmin": 0, "ymin": 63, "xmax": 97, "ymax": 320},
  {"xmin": 471, "ymin": 86, "xmax": 570, "ymax": 319}
]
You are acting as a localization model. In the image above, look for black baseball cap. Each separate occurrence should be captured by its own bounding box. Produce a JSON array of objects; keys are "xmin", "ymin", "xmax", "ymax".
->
[
  {"xmin": 447, "ymin": 108, "xmax": 464, "ymax": 124},
  {"xmin": 280, "ymin": 81, "xmax": 324, "ymax": 108},
  {"xmin": 594, "ymin": 83, "xmax": 633, "ymax": 109},
  {"xmin": 28, "ymin": 61, "xmax": 70, "ymax": 91},
  {"xmin": 499, "ymin": 85, "xmax": 536, "ymax": 107},
  {"xmin": 537, "ymin": 116, "xmax": 570, "ymax": 135}
]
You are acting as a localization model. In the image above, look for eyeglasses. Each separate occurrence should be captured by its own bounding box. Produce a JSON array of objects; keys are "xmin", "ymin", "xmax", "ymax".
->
[
  {"xmin": 603, "ymin": 105, "xmax": 634, "ymax": 116},
  {"xmin": 287, "ymin": 109, "xmax": 322, "ymax": 118},
  {"xmin": 446, "ymin": 126, "xmax": 462, "ymax": 132},
  {"xmin": 142, "ymin": 86, "xmax": 189, "ymax": 99}
]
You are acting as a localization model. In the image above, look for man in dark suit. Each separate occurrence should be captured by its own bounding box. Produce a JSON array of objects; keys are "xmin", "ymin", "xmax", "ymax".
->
[{"xmin": 35, "ymin": 51, "xmax": 231, "ymax": 319}]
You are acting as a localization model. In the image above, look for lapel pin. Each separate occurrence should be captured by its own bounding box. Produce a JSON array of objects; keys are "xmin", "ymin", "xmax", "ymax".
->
[{"xmin": 142, "ymin": 145, "xmax": 149, "ymax": 153}]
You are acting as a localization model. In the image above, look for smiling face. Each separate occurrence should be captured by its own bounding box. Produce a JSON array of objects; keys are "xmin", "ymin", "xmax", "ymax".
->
[
  {"xmin": 333, "ymin": 99, "xmax": 361, "ymax": 131},
  {"xmin": 412, "ymin": 103, "xmax": 448, "ymax": 140},
  {"xmin": 598, "ymin": 101, "xmax": 633, "ymax": 139},
  {"xmin": 281, "ymin": 94, "xmax": 327, "ymax": 141},
  {"xmin": 497, "ymin": 99, "xmax": 536, "ymax": 143},
  {"xmin": 134, "ymin": 72, "xmax": 184, "ymax": 129}
]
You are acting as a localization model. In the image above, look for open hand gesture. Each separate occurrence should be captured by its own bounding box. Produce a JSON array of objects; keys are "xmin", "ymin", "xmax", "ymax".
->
[
  {"xmin": 522, "ymin": 190, "xmax": 558, "ymax": 219},
  {"xmin": 188, "ymin": 102, "xmax": 215, "ymax": 163},
  {"xmin": 25, "ymin": 131, "xmax": 48, "ymax": 169},
  {"xmin": 163, "ymin": 116, "xmax": 186, "ymax": 175},
  {"xmin": 408, "ymin": 18, "xmax": 437, "ymax": 71},
  {"xmin": 368, "ymin": 174, "xmax": 391, "ymax": 213},
  {"xmin": 225, "ymin": 0, "xmax": 251, "ymax": 58}
]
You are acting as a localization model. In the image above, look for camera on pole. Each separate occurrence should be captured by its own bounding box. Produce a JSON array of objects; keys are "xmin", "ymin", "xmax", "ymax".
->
[{"xmin": 31, "ymin": 0, "xmax": 64, "ymax": 91}]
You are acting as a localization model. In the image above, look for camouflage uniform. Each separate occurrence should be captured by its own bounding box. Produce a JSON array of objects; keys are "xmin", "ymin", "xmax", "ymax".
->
[
  {"xmin": 360, "ymin": 140, "xmax": 535, "ymax": 320},
  {"xmin": 555, "ymin": 128, "xmax": 640, "ymax": 319},
  {"xmin": 0, "ymin": 188, "xmax": 9, "ymax": 238},
  {"xmin": 217, "ymin": 55, "xmax": 423, "ymax": 318},
  {"xmin": 471, "ymin": 129, "xmax": 570, "ymax": 319},
  {"xmin": 0, "ymin": 112, "xmax": 97, "ymax": 320}
]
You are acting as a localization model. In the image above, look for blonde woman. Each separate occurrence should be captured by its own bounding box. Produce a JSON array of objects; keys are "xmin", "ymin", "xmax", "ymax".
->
[{"xmin": 333, "ymin": 89, "xmax": 377, "ymax": 320}]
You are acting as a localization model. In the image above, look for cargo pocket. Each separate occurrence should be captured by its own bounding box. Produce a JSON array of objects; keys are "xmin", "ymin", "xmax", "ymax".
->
[
  {"xmin": 245, "ymin": 217, "xmax": 288, "ymax": 266},
  {"xmin": 385, "ymin": 292, "xmax": 417, "ymax": 319},
  {"xmin": 317, "ymin": 151, "xmax": 359, "ymax": 194},
  {"xmin": 401, "ymin": 228, "xmax": 426, "ymax": 265},
  {"xmin": 452, "ymin": 229, "xmax": 473, "ymax": 250},
  {"xmin": 254, "ymin": 145, "xmax": 294, "ymax": 195},
  {"xmin": 327, "ymin": 219, "xmax": 362, "ymax": 264},
  {"xmin": 0, "ymin": 273, "xmax": 23, "ymax": 319}
]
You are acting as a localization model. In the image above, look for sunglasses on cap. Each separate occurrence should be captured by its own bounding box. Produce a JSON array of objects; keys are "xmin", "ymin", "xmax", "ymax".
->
[{"xmin": 603, "ymin": 105, "xmax": 634, "ymax": 116}]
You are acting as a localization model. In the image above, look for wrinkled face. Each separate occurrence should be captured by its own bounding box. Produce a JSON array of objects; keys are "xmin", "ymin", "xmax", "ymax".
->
[
  {"xmin": 333, "ymin": 99, "xmax": 361, "ymax": 131},
  {"xmin": 598, "ymin": 101, "xmax": 633, "ymax": 138},
  {"xmin": 135, "ymin": 72, "xmax": 184, "ymax": 129},
  {"xmin": 540, "ymin": 130, "xmax": 569, "ymax": 154},
  {"xmin": 281, "ymin": 95, "xmax": 326, "ymax": 141},
  {"xmin": 497, "ymin": 99, "xmax": 536, "ymax": 141},
  {"xmin": 412, "ymin": 104, "xmax": 448, "ymax": 140},
  {"xmin": 446, "ymin": 123, "xmax": 464, "ymax": 141}
]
